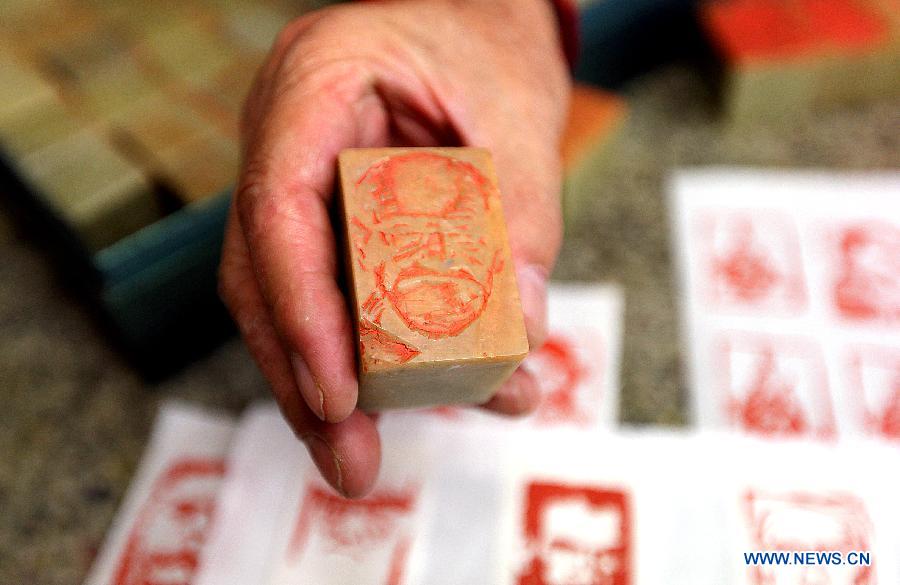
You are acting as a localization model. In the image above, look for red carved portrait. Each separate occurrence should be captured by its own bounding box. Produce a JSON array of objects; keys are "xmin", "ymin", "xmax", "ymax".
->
[
  {"xmin": 351, "ymin": 152, "xmax": 504, "ymax": 364},
  {"xmin": 516, "ymin": 482, "xmax": 631, "ymax": 585},
  {"xmin": 744, "ymin": 490, "xmax": 874, "ymax": 585},
  {"xmin": 113, "ymin": 458, "xmax": 226, "ymax": 585}
]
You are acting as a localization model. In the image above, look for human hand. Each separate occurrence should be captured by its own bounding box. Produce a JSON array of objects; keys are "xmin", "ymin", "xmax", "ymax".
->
[{"xmin": 218, "ymin": 0, "xmax": 570, "ymax": 497}]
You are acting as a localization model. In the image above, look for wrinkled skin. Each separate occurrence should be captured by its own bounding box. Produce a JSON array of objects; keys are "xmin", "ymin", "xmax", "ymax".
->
[{"xmin": 218, "ymin": 0, "xmax": 570, "ymax": 497}]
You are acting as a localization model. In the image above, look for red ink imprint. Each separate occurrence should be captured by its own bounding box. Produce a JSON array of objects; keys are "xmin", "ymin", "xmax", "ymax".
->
[
  {"xmin": 353, "ymin": 152, "xmax": 504, "ymax": 341},
  {"xmin": 833, "ymin": 222, "xmax": 900, "ymax": 324},
  {"xmin": 287, "ymin": 483, "xmax": 419, "ymax": 583},
  {"xmin": 113, "ymin": 458, "xmax": 226, "ymax": 585},
  {"xmin": 739, "ymin": 348, "xmax": 809, "ymax": 435},
  {"xmin": 360, "ymin": 319, "xmax": 421, "ymax": 366},
  {"xmin": 517, "ymin": 482, "xmax": 632, "ymax": 585},
  {"xmin": 527, "ymin": 335, "xmax": 594, "ymax": 426},
  {"xmin": 718, "ymin": 333, "xmax": 834, "ymax": 439},
  {"xmin": 743, "ymin": 490, "xmax": 874, "ymax": 585},
  {"xmin": 847, "ymin": 344, "xmax": 900, "ymax": 441},
  {"xmin": 698, "ymin": 211, "xmax": 807, "ymax": 314}
]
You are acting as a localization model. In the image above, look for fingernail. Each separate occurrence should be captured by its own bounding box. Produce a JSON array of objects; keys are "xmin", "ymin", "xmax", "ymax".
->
[
  {"xmin": 291, "ymin": 354, "xmax": 326, "ymax": 421},
  {"xmin": 303, "ymin": 434, "xmax": 346, "ymax": 497},
  {"xmin": 516, "ymin": 263, "xmax": 548, "ymax": 349}
]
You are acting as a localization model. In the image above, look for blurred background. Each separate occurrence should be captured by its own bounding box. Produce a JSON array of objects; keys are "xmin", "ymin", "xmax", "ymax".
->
[{"xmin": 0, "ymin": 0, "xmax": 897, "ymax": 582}]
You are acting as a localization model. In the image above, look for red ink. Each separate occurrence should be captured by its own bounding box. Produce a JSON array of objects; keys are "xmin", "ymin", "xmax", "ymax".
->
[
  {"xmin": 833, "ymin": 222, "xmax": 900, "ymax": 324},
  {"xmin": 359, "ymin": 319, "xmax": 421, "ymax": 367},
  {"xmin": 351, "ymin": 152, "xmax": 504, "ymax": 357},
  {"xmin": 738, "ymin": 348, "xmax": 809, "ymax": 435},
  {"xmin": 287, "ymin": 483, "xmax": 418, "ymax": 583},
  {"xmin": 744, "ymin": 490, "xmax": 874, "ymax": 585},
  {"xmin": 846, "ymin": 344, "xmax": 900, "ymax": 441},
  {"xmin": 385, "ymin": 538, "xmax": 412, "ymax": 585},
  {"xmin": 113, "ymin": 458, "xmax": 226, "ymax": 585},
  {"xmin": 517, "ymin": 482, "xmax": 631, "ymax": 585},
  {"xmin": 697, "ymin": 211, "xmax": 806, "ymax": 314},
  {"xmin": 883, "ymin": 385, "xmax": 900, "ymax": 439},
  {"xmin": 713, "ymin": 232, "xmax": 779, "ymax": 304},
  {"xmin": 717, "ymin": 333, "xmax": 835, "ymax": 439},
  {"xmin": 352, "ymin": 217, "xmax": 373, "ymax": 245},
  {"xmin": 378, "ymin": 260, "xmax": 497, "ymax": 339},
  {"xmin": 526, "ymin": 335, "xmax": 595, "ymax": 426}
]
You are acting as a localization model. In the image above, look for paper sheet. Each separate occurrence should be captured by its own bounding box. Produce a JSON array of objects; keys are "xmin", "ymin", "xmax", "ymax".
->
[
  {"xmin": 195, "ymin": 404, "xmax": 436, "ymax": 585},
  {"xmin": 493, "ymin": 430, "xmax": 900, "ymax": 585},
  {"xmin": 670, "ymin": 169, "xmax": 900, "ymax": 441},
  {"xmin": 82, "ymin": 401, "xmax": 236, "ymax": 585}
]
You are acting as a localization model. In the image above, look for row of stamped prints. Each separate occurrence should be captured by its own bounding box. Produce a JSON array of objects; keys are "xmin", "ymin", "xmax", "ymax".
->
[{"xmin": 83, "ymin": 401, "xmax": 900, "ymax": 585}]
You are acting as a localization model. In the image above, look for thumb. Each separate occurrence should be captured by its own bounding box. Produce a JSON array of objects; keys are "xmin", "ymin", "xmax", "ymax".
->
[{"xmin": 495, "ymin": 145, "xmax": 563, "ymax": 351}]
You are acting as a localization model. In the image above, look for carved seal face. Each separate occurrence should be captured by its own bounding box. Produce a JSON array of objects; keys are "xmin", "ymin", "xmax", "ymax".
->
[{"xmin": 352, "ymin": 151, "xmax": 502, "ymax": 339}]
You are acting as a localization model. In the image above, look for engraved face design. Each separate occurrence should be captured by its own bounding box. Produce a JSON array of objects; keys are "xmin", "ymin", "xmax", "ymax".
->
[
  {"xmin": 286, "ymin": 483, "xmax": 418, "ymax": 579},
  {"xmin": 352, "ymin": 152, "xmax": 503, "ymax": 343},
  {"xmin": 295, "ymin": 485, "xmax": 414, "ymax": 553},
  {"xmin": 115, "ymin": 460, "xmax": 225, "ymax": 585},
  {"xmin": 745, "ymin": 492, "xmax": 873, "ymax": 585},
  {"xmin": 518, "ymin": 483, "xmax": 630, "ymax": 585},
  {"xmin": 528, "ymin": 336, "xmax": 589, "ymax": 425}
]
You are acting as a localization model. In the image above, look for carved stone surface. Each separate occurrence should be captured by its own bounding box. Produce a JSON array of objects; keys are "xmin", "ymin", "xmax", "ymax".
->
[{"xmin": 337, "ymin": 147, "xmax": 529, "ymax": 410}]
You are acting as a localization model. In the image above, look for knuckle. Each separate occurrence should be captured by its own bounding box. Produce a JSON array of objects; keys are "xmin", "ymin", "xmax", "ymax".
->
[
  {"xmin": 234, "ymin": 158, "xmax": 273, "ymax": 234},
  {"xmin": 272, "ymin": 11, "xmax": 328, "ymax": 56},
  {"xmin": 271, "ymin": 293, "xmax": 310, "ymax": 351}
]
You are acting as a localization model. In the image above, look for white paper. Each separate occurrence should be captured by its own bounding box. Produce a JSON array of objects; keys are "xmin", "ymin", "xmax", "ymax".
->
[
  {"xmin": 195, "ymin": 404, "xmax": 436, "ymax": 585},
  {"xmin": 492, "ymin": 430, "xmax": 900, "ymax": 585},
  {"xmin": 82, "ymin": 401, "xmax": 236, "ymax": 585},
  {"xmin": 718, "ymin": 437, "xmax": 900, "ymax": 585},
  {"xmin": 193, "ymin": 403, "xmax": 303, "ymax": 585},
  {"xmin": 670, "ymin": 169, "xmax": 900, "ymax": 441},
  {"xmin": 493, "ymin": 429, "xmax": 731, "ymax": 585}
]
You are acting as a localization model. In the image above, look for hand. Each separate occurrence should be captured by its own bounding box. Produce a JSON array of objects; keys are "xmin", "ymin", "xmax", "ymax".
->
[{"xmin": 218, "ymin": 0, "xmax": 570, "ymax": 497}]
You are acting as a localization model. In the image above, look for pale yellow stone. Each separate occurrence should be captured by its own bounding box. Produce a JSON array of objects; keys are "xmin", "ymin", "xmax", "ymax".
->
[
  {"xmin": 0, "ymin": 54, "xmax": 58, "ymax": 119},
  {"xmin": 20, "ymin": 129, "xmax": 161, "ymax": 251},
  {"xmin": 338, "ymin": 147, "xmax": 529, "ymax": 410},
  {"xmin": 0, "ymin": 94, "xmax": 83, "ymax": 157}
]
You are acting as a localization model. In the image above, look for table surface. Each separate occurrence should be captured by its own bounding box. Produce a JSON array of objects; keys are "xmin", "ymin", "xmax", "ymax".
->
[{"xmin": 1, "ymin": 65, "xmax": 897, "ymax": 583}]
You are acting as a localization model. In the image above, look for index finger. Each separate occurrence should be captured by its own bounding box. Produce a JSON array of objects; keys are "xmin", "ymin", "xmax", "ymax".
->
[{"xmin": 236, "ymin": 75, "xmax": 383, "ymax": 423}]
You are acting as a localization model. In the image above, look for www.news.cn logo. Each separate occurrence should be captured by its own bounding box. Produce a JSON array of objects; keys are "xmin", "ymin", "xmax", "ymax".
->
[{"xmin": 744, "ymin": 551, "xmax": 872, "ymax": 566}]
